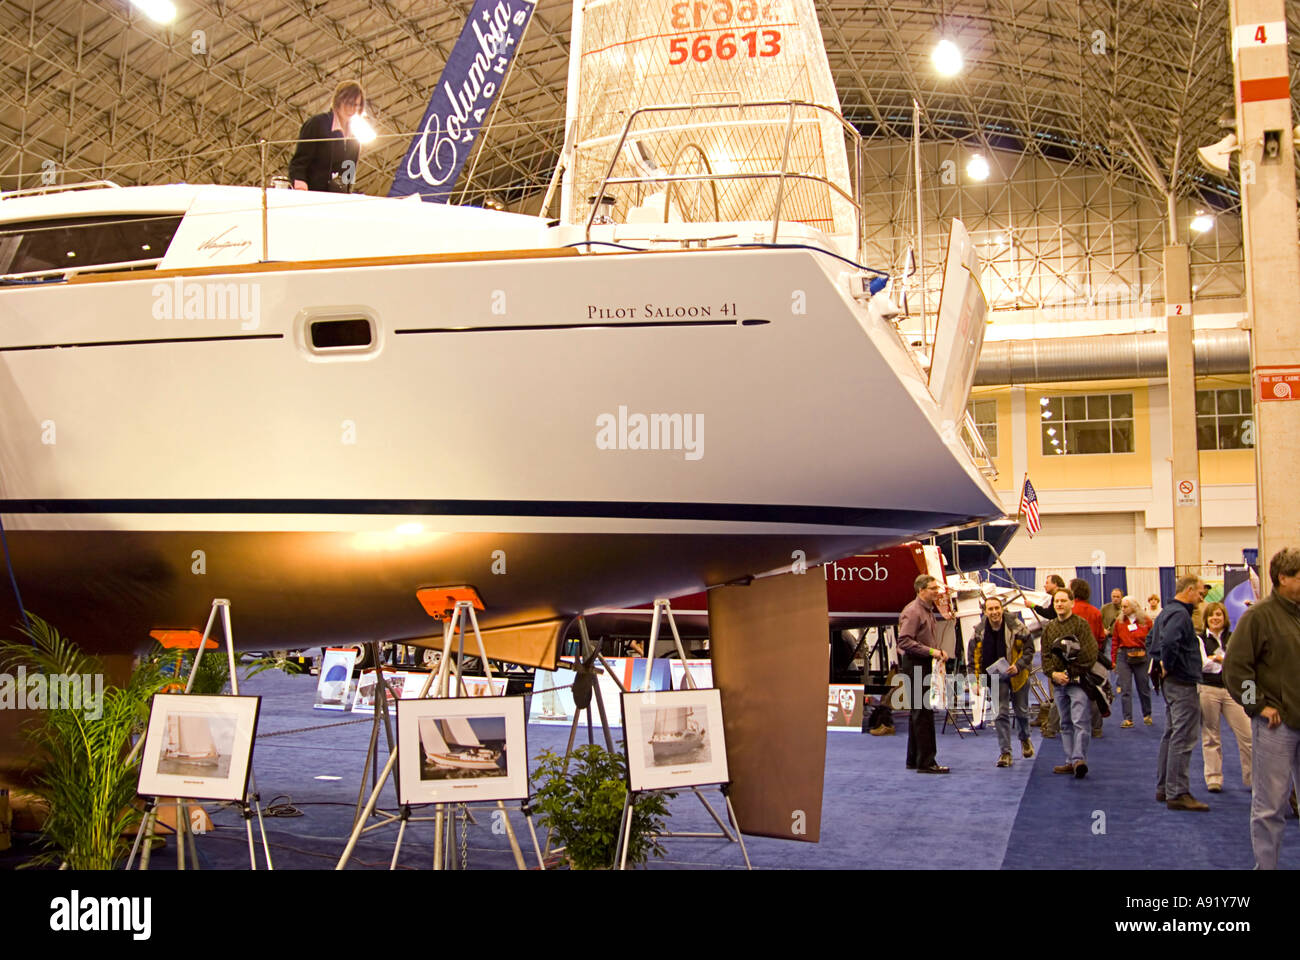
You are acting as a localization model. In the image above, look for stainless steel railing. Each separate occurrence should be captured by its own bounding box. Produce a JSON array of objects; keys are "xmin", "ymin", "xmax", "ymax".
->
[{"xmin": 583, "ymin": 100, "xmax": 865, "ymax": 259}]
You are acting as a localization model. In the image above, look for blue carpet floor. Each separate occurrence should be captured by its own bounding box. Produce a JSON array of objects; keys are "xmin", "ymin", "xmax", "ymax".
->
[{"xmin": 15, "ymin": 670, "xmax": 1293, "ymax": 870}]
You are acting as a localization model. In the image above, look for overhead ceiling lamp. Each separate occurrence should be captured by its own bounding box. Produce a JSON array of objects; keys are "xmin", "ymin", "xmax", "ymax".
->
[
  {"xmin": 131, "ymin": 0, "xmax": 177, "ymax": 23},
  {"xmin": 966, "ymin": 153, "xmax": 990, "ymax": 181},
  {"xmin": 1190, "ymin": 210, "xmax": 1214, "ymax": 234},
  {"xmin": 349, "ymin": 113, "xmax": 377, "ymax": 145},
  {"xmin": 931, "ymin": 39, "xmax": 963, "ymax": 76}
]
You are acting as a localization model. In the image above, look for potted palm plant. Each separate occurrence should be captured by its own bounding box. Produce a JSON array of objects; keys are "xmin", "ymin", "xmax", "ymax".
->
[
  {"xmin": 0, "ymin": 614, "xmax": 169, "ymax": 869},
  {"xmin": 530, "ymin": 743, "xmax": 673, "ymax": 869}
]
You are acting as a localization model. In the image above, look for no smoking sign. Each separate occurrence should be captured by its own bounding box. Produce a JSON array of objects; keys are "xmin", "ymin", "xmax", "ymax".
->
[{"xmin": 1176, "ymin": 478, "xmax": 1199, "ymax": 508}]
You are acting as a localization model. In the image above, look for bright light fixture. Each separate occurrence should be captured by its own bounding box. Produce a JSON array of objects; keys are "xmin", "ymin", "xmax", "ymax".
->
[
  {"xmin": 966, "ymin": 154, "xmax": 990, "ymax": 181},
  {"xmin": 932, "ymin": 39, "xmax": 963, "ymax": 76},
  {"xmin": 350, "ymin": 114, "xmax": 377, "ymax": 145},
  {"xmin": 131, "ymin": 0, "xmax": 177, "ymax": 23},
  {"xmin": 394, "ymin": 522, "xmax": 425, "ymax": 536},
  {"xmin": 1190, "ymin": 212, "xmax": 1214, "ymax": 234}
]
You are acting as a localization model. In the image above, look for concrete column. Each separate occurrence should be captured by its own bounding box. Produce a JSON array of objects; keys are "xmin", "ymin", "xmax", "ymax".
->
[
  {"xmin": 1164, "ymin": 244, "xmax": 1202, "ymax": 574},
  {"xmin": 1230, "ymin": 0, "xmax": 1300, "ymax": 595}
]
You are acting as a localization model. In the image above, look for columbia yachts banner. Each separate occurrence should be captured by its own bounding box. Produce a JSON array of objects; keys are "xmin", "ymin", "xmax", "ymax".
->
[{"xmin": 388, "ymin": 0, "xmax": 535, "ymax": 201}]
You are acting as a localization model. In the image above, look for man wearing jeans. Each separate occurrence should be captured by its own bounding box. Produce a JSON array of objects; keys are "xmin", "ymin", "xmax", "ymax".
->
[
  {"xmin": 968, "ymin": 596, "xmax": 1034, "ymax": 766},
  {"xmin": 1151, "ymin": 575, "xmax": 1209, "ymax": 811},
  {"xmin": 1041, "ymin": 587, "xmax": 1097, "ymax": 778},
  {"xmin": 1224, "ymin": 547, "xmax": 1300, "ymax": 870}
]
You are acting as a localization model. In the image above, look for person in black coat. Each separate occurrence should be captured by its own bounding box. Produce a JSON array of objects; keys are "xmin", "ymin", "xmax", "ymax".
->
[{"xmin": 289, "ymin": 80, "xmax": 365, "ymax": 193}]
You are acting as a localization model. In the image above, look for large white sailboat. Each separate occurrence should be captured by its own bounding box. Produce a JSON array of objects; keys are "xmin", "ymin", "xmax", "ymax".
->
[{"xmin": 0, "ymin": 0, "xmax": 1000, "ymax": 666}]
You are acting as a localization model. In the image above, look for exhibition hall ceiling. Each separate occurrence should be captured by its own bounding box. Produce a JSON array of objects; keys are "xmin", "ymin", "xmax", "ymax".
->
[{"xmin": 1, "ymin": 1, "xmax": 1295, "ymax": 209}]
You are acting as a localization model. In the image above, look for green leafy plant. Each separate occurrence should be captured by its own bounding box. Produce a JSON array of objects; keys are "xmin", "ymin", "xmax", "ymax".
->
[
  {"xmin": 147, "ymin": 646, "xmax": 301, "ymax": 696},
  {"xmin": 530, "ymin": 744, "xmax": 673, "ymax": 869},
  {"xmin": 0, "ymin": 614, "xmax": 169, "ymax": 869}
]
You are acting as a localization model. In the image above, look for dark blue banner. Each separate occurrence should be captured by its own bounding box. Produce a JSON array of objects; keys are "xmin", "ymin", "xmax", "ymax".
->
[{"xmin": 388, "ymin": 0, "xmax": 535, "ymax": 201}]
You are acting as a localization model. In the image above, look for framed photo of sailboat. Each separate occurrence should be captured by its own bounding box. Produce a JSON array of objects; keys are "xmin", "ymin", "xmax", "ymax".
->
[
  {"xmin": 395, "ymin": 695, "xmax": 528, "ymax": 805},
  {"xmin": 621, "ymin": 688, "xmax": 729, "ymax": 791},
  {"xmin": 137, "ymin": 694, "xmax": 261, "ymax": 802}
]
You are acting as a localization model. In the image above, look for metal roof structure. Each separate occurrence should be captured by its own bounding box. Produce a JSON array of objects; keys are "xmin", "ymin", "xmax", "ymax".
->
[{"xmin": 2, "ymin": 1, "xmax": 1296, "ymax": 305}]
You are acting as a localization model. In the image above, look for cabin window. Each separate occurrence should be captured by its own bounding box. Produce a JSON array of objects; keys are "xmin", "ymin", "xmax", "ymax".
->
[
  {"xmin": 309, "ymin": 318, "xmax": 373, "ymax": 350},
  {"xmin": 0, "ymin": 214, "xmax": 183, "ymax": 276}
]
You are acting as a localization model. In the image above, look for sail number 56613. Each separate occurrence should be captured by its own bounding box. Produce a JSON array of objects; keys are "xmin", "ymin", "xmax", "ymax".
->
[{"xmin": 668, "ymin": 30, "xmax": 781, "ymax": 64}]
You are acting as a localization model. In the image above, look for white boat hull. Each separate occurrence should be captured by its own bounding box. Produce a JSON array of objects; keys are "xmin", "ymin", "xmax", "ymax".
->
[{"xmin": 0, "ymin": 189, "xmax": 1003, "ymax": 657}]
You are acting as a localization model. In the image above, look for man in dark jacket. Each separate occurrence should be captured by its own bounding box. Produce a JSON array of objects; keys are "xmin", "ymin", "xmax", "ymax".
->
[
  {"xmin": 1041, "ymin": 588, "xmax": 1098, "ymax": 778},
  {"xmin": 1224, "ymin": 547, "xmax": 1300, "ymax": 869},
  {"xmin": 1030, "ymin": 575, "xmax": 1066, "ymax": 622},
  {"xmin": 1151, "ymin": 575, "xmax": 1209, "ymax": 810},
  {"xmin": 967, "ymin": 596, "xmax": 1034, "ymax": 766}
]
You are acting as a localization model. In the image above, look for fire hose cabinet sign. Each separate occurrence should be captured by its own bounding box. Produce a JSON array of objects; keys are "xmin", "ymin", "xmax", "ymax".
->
[{"xmin": 1257, "ymin": 366, "xmax": 1300, "ymax": 402}]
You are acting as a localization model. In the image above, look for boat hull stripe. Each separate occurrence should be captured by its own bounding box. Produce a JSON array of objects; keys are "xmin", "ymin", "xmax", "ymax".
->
[
  {"xmin": 0, "ymin": 333, "xmax": 283, "ymax": 352},
  {"xmin": 0, "ymin": 498, "xmax": 976, "ymax": 529}
]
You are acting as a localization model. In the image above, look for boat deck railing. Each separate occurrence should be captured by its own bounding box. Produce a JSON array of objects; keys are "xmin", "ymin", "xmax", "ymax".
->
[
  {"xmin": 584, "ymin": 100, "xmax": 866, "ymax": 261},
  {"xmin": 960, "ymin": 410, "xmax": 998, "ymax": 479},
  {"xmin": 0, "ymin": 180, "xmax": 122, "ymax": 200}
]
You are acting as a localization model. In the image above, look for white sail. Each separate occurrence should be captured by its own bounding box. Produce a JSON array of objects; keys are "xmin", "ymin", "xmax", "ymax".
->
[
  {"xmin": 562, "ymin": 0, "xmax": 856, "ymax": 243},
  {"xmin": 419, "ymin": 717, "xmax": 451, "ymax": 755},
  {"xmin": 162, "ymin": 714, "xmax": 217, "ymax": 760},
  {"xmin": 653, "ymin": 707, "xmax": 691, "ymax": 737},
  {"xmin": 442, "ymin": 717, "xmax": 483, "ymax": 748}
]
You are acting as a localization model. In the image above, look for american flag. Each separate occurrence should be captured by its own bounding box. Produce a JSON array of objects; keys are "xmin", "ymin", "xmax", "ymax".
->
[{"xmin": 1019, "ymin": 477, "xmax": 1040, "ymax": 537}]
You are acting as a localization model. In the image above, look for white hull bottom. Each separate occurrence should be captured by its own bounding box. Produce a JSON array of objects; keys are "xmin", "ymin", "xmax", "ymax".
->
[{"xmin": 0, "ymin": 517, "xmax": 931, "ymax": 657}]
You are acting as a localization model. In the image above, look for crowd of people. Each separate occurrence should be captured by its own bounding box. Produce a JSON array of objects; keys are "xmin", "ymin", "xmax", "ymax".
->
[{"xmin": 893, "ymin": 547, "xmax": 1300, "ymax": 870}]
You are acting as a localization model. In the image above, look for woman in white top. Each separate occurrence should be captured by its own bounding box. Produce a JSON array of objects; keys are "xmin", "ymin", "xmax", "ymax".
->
[{"xmin": 1197, "ymin": 601, "xmax": 1252, "ymax": 792}]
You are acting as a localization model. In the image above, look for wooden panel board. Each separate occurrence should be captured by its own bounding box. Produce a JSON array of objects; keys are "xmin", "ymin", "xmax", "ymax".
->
[{"xmin": 708, "ymin": 570, "xmax": 829, "ymax": 842}]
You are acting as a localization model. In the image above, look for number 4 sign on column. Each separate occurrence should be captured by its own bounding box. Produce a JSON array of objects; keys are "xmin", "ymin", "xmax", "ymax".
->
[{"xmin": 1233, "ymin": 22, "xmax": 1286, "ymax": 61}]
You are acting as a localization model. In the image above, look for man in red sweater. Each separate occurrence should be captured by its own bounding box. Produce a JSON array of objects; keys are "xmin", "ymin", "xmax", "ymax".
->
[{"xmin": 1070, "ymin": 579, "xmax": 1107, "ymax": 737}]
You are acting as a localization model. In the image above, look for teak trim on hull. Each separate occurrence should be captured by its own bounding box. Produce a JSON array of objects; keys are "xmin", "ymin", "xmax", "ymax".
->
[{"xmin": 64, "ymin": 246, "xmax": 582, "ymax": 284}]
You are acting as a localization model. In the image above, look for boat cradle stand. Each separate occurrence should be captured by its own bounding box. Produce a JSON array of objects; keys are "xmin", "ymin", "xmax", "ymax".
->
[
  {"xmin": 126, "ymin": 599, "xmax": 274, "ymax": 871},
  {"xmin": 335, "ymin": 594, "xmax": 544, "ymax": 871},
  {"xmin": 612, "ymin": 599, "xmax": 751, "ymax": 871}
]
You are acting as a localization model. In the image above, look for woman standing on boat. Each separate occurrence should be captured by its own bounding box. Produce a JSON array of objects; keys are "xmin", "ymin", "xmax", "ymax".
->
[{"xmin": 289, "ymin": 81, "xmax": 365, "ymax": 193}]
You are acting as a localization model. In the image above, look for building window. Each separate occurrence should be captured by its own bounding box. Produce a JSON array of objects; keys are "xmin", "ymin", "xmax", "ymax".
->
[
  {"xmin": 1196, "ymin": 388, "xmax": 1254, "ymax": 449},
  {"xmin": 1040, "ymin": 393, "xmax": 1134, "ymax": 455},
  {"xmin": 966, "ymin": 399, "xmax": 998, "ymax": 457}
]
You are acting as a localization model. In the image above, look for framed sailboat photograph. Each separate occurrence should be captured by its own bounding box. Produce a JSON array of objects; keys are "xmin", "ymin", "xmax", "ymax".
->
[
  {"xmin": 395, "ymin": 695, "xmax": 529, "ymax": 805},
  {"xmin": 622, "ymin": 688, "xmax": 729, "ymax": 791},
  {"xmin": 137, "ymin": 694, "xmax": 261, "ymax": 802}
]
